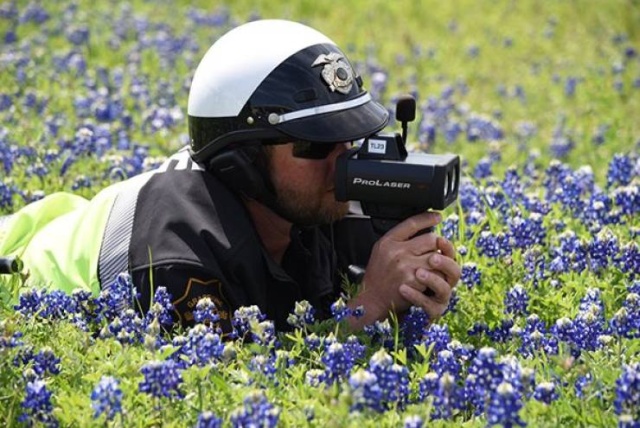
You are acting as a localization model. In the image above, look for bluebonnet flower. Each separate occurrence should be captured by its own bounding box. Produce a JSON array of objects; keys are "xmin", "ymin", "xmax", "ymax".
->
[
  {"xmin": 0, "ymin": 321, "xmax": 23, "ymax": 349},
  {"xmin": 20, "ymin": 3, "xmax": 50, "ymax": 24},
  {"xmin": 101, "ymin": 309, "xmax": 144, "ymax": 345},
  {"xmin": 460, "ymin": 262, "xmax": 482, "ymax": 288},
  {"xmin": 33, "ymin": 347, "xmax": 61, "ymax": 377},
  {"xmin": 505, "ymin": 284, "xmax": 529, "ymax": 316},
  {"xmin": 564, "ymin": 77, "xmax": 578, "ymax": 97},
  {"xmin": 468, "ymin": 347, "xmax": 504, "ymax": 400},
  {"xmin": 249, "ymin": 354, "xmax": 277, "ymax": 380},
  {"xmin": 146, "ymin": 286, "xmax": 175, "ymax": 327},
  {"xmin": 304, "ymin": 333, "xmax": 322, "ymax": 351},
  {"xmin": 423, "ymin": 324, "xmax": 451, "ymax": 355},
  {"xmin": 440, "ymin": 213, "xmax": 459, "ymax": 241},
  {"xmin": 484, "ymin": 186, "xmax": 510, "ymax": 216},
  {"xmin": 97, "ymin": 272, "xmax": 137, "ymax": 322},
  {"xmin": 170, "ymin": 324, "xmax": 224, "ymax": 368},
  {"xmin": 486, "ymin": 382, "xmax": 525, "ymax": 428},
  {"xmin": 286, "ymin": 300, "xmax": 315, "ymax": 329},
  {"xmin": 66, "ymin": 25, "xmax": 90, "ymax": 45},
  {"xmin": 193, "ymin": 297, "xmax": 220, "ymax": 325},
  {"xmin": 508, "ymin": 213, "xmax": 546, "ymax": 249},
  {"xmin": 613, "ymin": 185, "xmax": 640, "ymax": 217},
  {"xmin": 533, "ymin": 381, "xmax": 559, "ymax": 404},
  {"xmin": 588, "ymin": 229, "xmax": 620, "ymax": 273},
  {"xmin": 19, "ymin": 380, "xmax": 58, "ymax": 427},
  {"xmin": 610, "ymin": 307, "xmax": 635, "ymax": 338},
  {"xmin": 614, "ymin": 362, "xmax": 640, "ymax": 424},
  {"xmin": 14, "ymin": 288, "xmax": 46, "ymax": 318},
  {"xmin": 607, "ymin": 154, "xmax": 635, "ymax": 188},
  {"xmin": 195, "ymin": 411, "xmax": 223, "ymax": 428},
  {"xmin": 348, "ymin": 369, "xmax": 384, "ymax": 412},
  {"xmin": 524, "ymin": 247, "xmax": 547, "ymax": 287},
  {"xmin": 432, "ymin": 349, "xmax": 462, "ymax": 379},
  {"xmin": 403, "ymin": 415, "xmax": 424, "ymax": 428},
  {"xmin": 458, "ymin": 181, "xmax": 485, "ymax": 212},
  {"xmin": 250, "ymin": 320, "xmax": 277, "ymax": 347},
  {"xmin": 321, "ymin": 340, "xmax": 355, "ymax": 385},
  {"xmin": 476, "ymin": 231, "xmax": 512, "ymax": 259},
  {"xmin": 230, "ymin": 391, "xmax": 280, "ymax": 428},
  {"xmin": 424, "ymin": 372, "xmax": 461, "ymax": 420},
  {"xmin": 473, "ymin": 157, "xmax": 494, "ymax": 179},
  {"xmin": 364, "ymin": 319, "xmax": 394, "ymax": 349},
  {"xmin": 574, "ymin": 373, "xmax": 593, "ymax": 398},
  {"xmin": 344, "ymin": 335, "xmax": 366, "ymax": 363},
  {"xmin": 591, "ymin": 123, "xmax": 610, "ymax": 145},
  {"xmin": 488, "ymin": 318, "xmax": 515, "ymax": 343},
  {"xmin": 401, "ymin": 306, "xmax": 430, "ymax": 350},
  {"xmin": 232, "ymin": 305, "xmax": 266, "ymax": 339},
  {"xmin": 91, "ymin": 376, "xmax": 122, "ymax": 421},
  {"xmin": 139, "ymin": 360, "xmax": 183, "ymax": 399},
  {"xmin": 368, "ymin": 348, "xmax": 410, "ymax": 409},
  {"xmin": 519, "ymin": 314, "xmax": 558, "ymax": 357},
  {"xmin": 330, "ymin": 297, "xmax": 351, "ymax": 322},
  {"xmin": 466, "ymin": 113, "xmax": 503, "ymax": 142},
  {"xmin": 305, "ymin": 369, "xmax": 326, "ymax": 387}
]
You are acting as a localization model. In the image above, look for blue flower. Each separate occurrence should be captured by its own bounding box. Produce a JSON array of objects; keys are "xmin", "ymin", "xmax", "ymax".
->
[
  {"xmin": 139, "ymin": 360, "xmax": 184, "ymax": 399},
  {"xmin": 232, "ymin": 305, "xmax": 266, "ymax": 338},
  {"xmin": 461, "ymin": 262, "xmax": 482, "ymax": 288},
  {"xmin": 348, "ymin": 369, "xmax": 384, "ymax": 413},
  {"xmin": 504, "ymin": 284, "xmax": 529, "ymax": 316},
  {"xmin": 403, "ymin": 415, "xmax": 424, "ymax": 428},
  {"xmin": 33, "ymin": 347, "xmax": 61, "ymax": 377},
  {"xmin": 614, "ymin": 362, "xmax": 640, "ymax": 423},
  {"xmin": 249, "ymin": 354, "xmax": 277, "ymax": 380},
  {"xmin": 486, "ymin": 382, "xmax": 525, "ymax": 428},
  {"xmin": 193, "ymin": 296, "xmax": 220, "ymax": 326},
  {"xmin": 533, "ymin": 381, "xmax": 559, "ymax": 404},
  {"xmin": 196, "ymin": 411, "xmax": 223, "ymax": 428},
  {"xmin": 91, "ymin": 376, "xmax": 122, "ymax": 421},
  {"xmin": 401, "ymin": 306, "xmax": 430, "ymax": 350},
  {"xmin": 286, "ymin": 300, "xmax": 316, "ymax": 329},
  {"xmin": 230, "ymin": 391, "xmax": 280, "ymax": 428},
  {"xmin": 321, "ymin": 341, "xmax": 355, "ymax": 385},
  {"xmin": 170, "ymin": 324, "xmax": 224, "ymax": 368},
  {"xmin": 19, "ymin": 380, "xmax": 58, "ymax": 427},
  {"xmin": 368, "ymin": 348, "xmax": 410, "ymax": 409},
  {"xmin": 330, "ymin": 297, "xmax": 351, "ymax": 322}
]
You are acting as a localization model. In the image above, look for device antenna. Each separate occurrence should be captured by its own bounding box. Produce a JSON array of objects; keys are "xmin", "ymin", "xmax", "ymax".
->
[{"xmin": 396, "ymin": 95, "xmax": 416, "ymax": 144}]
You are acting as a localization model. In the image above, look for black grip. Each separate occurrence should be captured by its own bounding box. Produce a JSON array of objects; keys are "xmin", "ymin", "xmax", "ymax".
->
[{"xmin": 0, "ymin": 257, "xmax": 23, "ymax": 275}]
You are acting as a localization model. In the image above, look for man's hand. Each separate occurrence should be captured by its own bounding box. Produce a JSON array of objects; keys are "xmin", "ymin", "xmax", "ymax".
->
[
  {"xmin": 346, "ymin": 211, "xmax": 460, "ymax": 330},
  {"xmin": 398, "ymin": 236, "xmax": 460, "ymax": 320}
]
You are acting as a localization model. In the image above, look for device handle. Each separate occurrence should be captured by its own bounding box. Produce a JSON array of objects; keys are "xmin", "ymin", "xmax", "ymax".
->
[{"xmin": 0, "ymin": 256, "xmax": 23, "ymax": 275}]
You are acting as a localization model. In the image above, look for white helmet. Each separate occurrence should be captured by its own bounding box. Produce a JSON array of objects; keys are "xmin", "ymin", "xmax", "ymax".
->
[{"xmin": 187, "ymin": 19, "xmax": 389, "ymax": 163}]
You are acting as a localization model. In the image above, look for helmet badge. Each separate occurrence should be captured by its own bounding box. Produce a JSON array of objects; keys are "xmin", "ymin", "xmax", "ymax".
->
[{"xmin": 312, "ymin": 52, "xmax": 354, "ymax": 95}]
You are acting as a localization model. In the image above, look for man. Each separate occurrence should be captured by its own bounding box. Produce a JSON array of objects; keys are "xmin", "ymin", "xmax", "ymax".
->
[{"xmin": 0, "ymin": 19, "xmax": 460, "ymax": 332}]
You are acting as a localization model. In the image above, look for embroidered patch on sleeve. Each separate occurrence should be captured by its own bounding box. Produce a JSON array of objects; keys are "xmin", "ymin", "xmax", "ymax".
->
[{"xmin": 171, "ymin": 277, "xmax": 232, "ymax": 332}]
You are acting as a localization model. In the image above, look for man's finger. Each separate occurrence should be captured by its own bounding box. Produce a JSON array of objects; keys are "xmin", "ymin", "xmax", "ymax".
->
[
  {"xmin": 415, "ymin": 268, "xmax": 452, "ymax": 303},
  {"xmin": 436, "ymin": 236, "xmax": 457, "ymax": 260},
  {"xmin": 426, "ymin": 255, "xmax": 461, "ymax": 288},
  {"xmin": 385, "ymin": 211, "xmax": 442, "ymax": 241},
  {"xmin": 399, "ymin": 284, "xmax": 447, "ymax": 319}
]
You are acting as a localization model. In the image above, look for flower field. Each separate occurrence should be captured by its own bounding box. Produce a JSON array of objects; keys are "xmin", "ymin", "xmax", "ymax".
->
[{"xmin": 0, "ymin": 0, "xmax": 639, "ymax": 426}]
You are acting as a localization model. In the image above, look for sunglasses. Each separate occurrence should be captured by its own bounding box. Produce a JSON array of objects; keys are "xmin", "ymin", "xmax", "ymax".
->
[{"xmin": 291, "ymin": 141, "xmax": 355, "ymax": 159}]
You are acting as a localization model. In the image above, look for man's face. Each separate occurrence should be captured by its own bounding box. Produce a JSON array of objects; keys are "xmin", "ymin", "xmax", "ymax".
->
[{"xmin": 267, "ymin": 142, "xmax": 350, "ymax": 226}]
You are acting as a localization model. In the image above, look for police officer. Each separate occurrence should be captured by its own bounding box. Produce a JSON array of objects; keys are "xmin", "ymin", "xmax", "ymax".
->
[{"xmin": 0, "ymin": 20, "xmax": 460, "ymax": 332}]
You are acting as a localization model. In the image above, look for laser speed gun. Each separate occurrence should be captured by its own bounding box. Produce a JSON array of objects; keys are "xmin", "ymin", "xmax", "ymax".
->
[{"xmin": 335, "ymin": 95, "xmax": 460, "ymax": 234}]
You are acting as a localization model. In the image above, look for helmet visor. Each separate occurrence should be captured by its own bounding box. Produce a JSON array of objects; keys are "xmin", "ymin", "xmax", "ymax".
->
[{"xmin": 273, "ymin": 95, "xmax": 389, "ymax": 144}]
